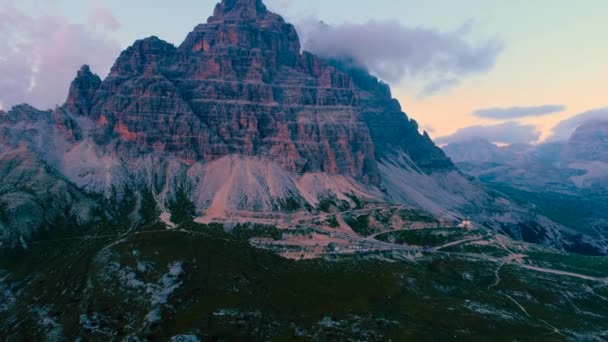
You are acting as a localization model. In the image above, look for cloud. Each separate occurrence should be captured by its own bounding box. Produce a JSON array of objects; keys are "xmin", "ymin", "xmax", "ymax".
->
[
  {"xmin": 0, "ymin": 1, "xmax": 121, "ymax": 110},
  {"xmin": 88, "ymin": 5, "xmax": 121, "ymax": 31},
  {"xmin": 547, "ymin": 108, "xmax": 608, "ymax": 142},
  {"xmin": 473, "ymin": 104, "xmax": 566, "ymax": 120},
  {"xmin": 418, "ymin": 78, "xmax": 460, "ymax": 98},
  {"xmin": 298, "ymin": 19, "xmax": 503, "ymax": 96},
  {"xmin": 436, "ymin": 121, "xmax": 541, "ymax": 145}
]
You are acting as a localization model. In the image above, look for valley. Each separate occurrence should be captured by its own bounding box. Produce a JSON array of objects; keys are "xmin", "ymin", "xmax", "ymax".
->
[{"xmin": 1, "ymin": 204, "xmax": 607, "ymax": 339}]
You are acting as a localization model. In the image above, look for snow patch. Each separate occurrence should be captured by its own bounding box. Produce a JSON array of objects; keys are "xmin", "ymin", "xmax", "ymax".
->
[
  {"xmin": 79, "ymin": 312, "xmax": 114, "ymax": 336},
  {"xmin": 33, "ymin": 306, "xmax": 64, "ymax": 340},
  {"xmin": 463, "ymin": 301, "xmax": 517, "ymax": 321},
  {"xmin": 145, "ymin": 308, "xmax": 162, "ymax": 324},
  {"xmin": 0, "ymin": 271, "xmax": 16, "ymax": 312},
  {"xmin": 19, "ymin": 235, "xmax": 28, "ymax": 250},
  {"xmin": 147, "ymin": 261, "xmax": 184, "ymax": 305},
  {"xmin": 170, "ymin": 335, "xmax": 201, "ymax": 342}
]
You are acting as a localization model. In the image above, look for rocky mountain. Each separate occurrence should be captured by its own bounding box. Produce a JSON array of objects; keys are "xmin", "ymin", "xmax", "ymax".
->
[
  {"xmin": 0, "ymin": 0, "xmax": 602, "ymax": 255},
  {"xmin": 441, "ymin": 138, "xmax": 518, "ymax": 165},
  {"xmin": 443, "ymin": 121, "xmax": 608, "ymax": 191},
  {"xmin": 2, "ymin": 1, "xmax": 608, "ymax": 339}
]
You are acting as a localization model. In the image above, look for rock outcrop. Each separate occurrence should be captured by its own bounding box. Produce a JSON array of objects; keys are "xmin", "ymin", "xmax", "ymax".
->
[{"xmin": 65, "ymin": 65, "xmax": 102, "ymax": 117}]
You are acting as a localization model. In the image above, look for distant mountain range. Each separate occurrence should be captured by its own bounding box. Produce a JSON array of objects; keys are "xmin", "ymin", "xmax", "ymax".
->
[
  {"xmin": 444, "ymin": 120, "xmax": 608, "ymax": 192},
  {"xmin": 443, "ymin": 120, "xmax": 608, "ymax": 253}
]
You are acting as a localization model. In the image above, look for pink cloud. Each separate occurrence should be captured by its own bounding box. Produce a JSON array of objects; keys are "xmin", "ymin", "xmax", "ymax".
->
[{"xmin": 0, "ymin": 2, "xmax": 121, "ymax": 110}]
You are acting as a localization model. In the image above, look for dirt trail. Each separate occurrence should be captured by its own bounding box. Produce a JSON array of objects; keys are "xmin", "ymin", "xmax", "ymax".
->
[
  {"xmin": 519, "ymin": 264, "xmax": 607, "ymax": 282},
  {"xmin": 431, "ymin": 236, "xmax": 484, "ymax": 252}
]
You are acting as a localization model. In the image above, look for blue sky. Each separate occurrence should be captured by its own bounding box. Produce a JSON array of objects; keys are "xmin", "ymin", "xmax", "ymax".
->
[{"xmin": 2, "ymin": 0, "xmax": 607, "ymax": 142}]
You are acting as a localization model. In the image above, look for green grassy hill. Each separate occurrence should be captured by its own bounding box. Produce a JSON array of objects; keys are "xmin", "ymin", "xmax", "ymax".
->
[{"xmin": 1, "ymin": 220, "xmax": 607, "ymax": 340}]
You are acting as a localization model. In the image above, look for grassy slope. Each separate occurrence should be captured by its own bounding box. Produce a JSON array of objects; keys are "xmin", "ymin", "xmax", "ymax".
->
[
  {"xmin": 375, "ymin": 228, "xmax": 479, "ymax": 247},
  {"xmin": 0, "ymin": 222, "xmax": 607, "ymax": 340},
  {"xmin": 489, "ymin": 184, "xmax": 608, "ymax": 237}
]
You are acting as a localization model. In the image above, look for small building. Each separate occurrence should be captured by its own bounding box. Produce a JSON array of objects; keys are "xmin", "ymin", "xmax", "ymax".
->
[{"xmin": 458, "ymin": 219, "xmax": 475, "ymax": 230}]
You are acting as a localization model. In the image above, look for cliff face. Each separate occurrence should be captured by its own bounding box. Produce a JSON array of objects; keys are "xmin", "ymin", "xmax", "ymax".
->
[
  {"xmin": 63, "ymin": 0, "xmax": 452, "ymax": 185},
  {"xmin": 65, "ymin": 65, "xmax": 102, "ymax": 117},
  {"xmin": 335, "ymin": 63, "xmax": 455, "ymax": 173}
]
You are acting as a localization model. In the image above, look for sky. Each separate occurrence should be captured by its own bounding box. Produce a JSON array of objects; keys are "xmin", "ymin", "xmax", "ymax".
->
[{"xmin": 1, "ymin": 0, "xmax": 607, "ymax": 144}]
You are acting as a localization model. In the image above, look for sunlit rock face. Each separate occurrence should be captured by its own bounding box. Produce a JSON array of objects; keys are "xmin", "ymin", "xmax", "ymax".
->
[{"xmin": 63, "ymin": 0, "xmax": 453, "ymax": 184}]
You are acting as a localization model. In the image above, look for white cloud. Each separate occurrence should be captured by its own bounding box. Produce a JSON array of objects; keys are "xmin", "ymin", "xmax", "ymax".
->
[
  {"xmin": 418, "ymin": 78, "xmax": 460, "ymax": 98},
  {"xmin": 436, "ymin": 121, "xmax": 541, "ymax": 145},
  {"xmin": 473, "ymin": 104, "xmax": 566, "ymax": 120},
  {"xmin": 297, "ymin": 18, "xmax": 503, "ymax": 97},
  {"xmin": 547, "ymin": 108, "xmax": 608, "ymax": 142}
]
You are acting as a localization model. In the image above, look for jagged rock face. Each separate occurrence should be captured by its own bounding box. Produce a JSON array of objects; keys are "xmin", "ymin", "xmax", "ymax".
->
[
  {"xmin": 0, "ymin": 104, "xmax": 52, "ymax": 126},
  {"xmin": 65, "ymin": 65, "xmax": 102, "ymax": 117},
  {"xmin": 181, "ymin": 0, "xmax": 301, "ymax": 69},
  {"xmin": 338, "ymin": 64, "xmax": 454, "ymax": 173},
  {"xmin": 0, "ymin": 105, "xmax": 56, "ymax": 154},
  {"xmin": 63, "ymin": 0, "xmax": 453, "ymax": 184}
]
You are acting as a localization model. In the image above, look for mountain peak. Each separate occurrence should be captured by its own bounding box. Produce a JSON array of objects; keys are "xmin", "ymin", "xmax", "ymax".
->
[
  {"xmin": 180, "ymin": 0, "xmax": 300, "ymax": 67},
  {"xmin": 209, "ymin": 0, "xmax": 268, "ymax": 23},
  {"xmin": 77, "ymin": 64, "xmax": 93, "ymax": 76},
  {"xmin": 0, "ymin": 104, "xmax": 51, "ymax": 125},
  {"xmin": 65, "ymin": 64, "xmax": 102, "ymax": 116}
]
